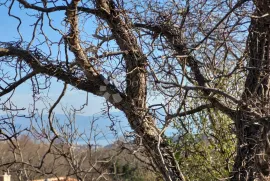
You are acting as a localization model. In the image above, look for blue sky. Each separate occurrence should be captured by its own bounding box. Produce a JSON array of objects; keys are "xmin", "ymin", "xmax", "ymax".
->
[
  {"xmin": 0, "ymin": 2, "xmax": 107, "ymax": 116},
  {"xmin": 0, "ymin": 2, "xmax": 126, "ymax": 144},
  {"xmin": 0, "ymin": 2, "xmax": 164, "ymax": 115},
  {"xmin": 0, "ymin": 2, "xmax": 178, "ymax": 145}
]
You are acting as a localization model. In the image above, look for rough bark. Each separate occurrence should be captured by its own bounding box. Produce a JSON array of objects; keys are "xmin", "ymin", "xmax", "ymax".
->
[
  {"xmin": 94, "ymin": 1, "xmax": 186, "ymax": 180},
  {"xmin": 231, "ymin": 1, "xmax": 270, "ymax": 180},
  {"xmin": 123, "ymin": 110, "xmax": 185, "ymax": 181},
  {"xmin": 3, "ymin": 0, "xmax": 270, "ymax": 180},
  {"xmin": 0, "ymin": 0, "xmax": 187, "ymax": 178},
  {"xmin": 232, "ymin": 112, "xmax": 270, "ymax": 180}
]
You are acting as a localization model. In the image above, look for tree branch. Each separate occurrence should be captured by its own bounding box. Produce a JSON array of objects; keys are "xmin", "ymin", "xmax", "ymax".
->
[
  {"xmin": 0, "ymin": 71, "xmax": 36, "ymax": 96},
  {"xmin": 16, "ymin": 0, "xmax": 99, "ymax": 14},
  {"xmin": 0, "ymin": 45, "xmax": 125, "ymax": 109},
  {"xmin": 165, "ymin": 104, "xmax": 213, "ymax": 120}
]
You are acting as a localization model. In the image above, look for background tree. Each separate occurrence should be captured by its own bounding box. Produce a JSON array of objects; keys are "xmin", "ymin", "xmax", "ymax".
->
[
  {"xmin": 173, "ymin": 110, "xmax": 236, "ymax": 180},
  {"xmin": 0, "ymin": 0, "xmax": 269, "ymax": 180},
  {"xmin": 0, "ymin": 112, "xmax": 157, "ymax": 181}
]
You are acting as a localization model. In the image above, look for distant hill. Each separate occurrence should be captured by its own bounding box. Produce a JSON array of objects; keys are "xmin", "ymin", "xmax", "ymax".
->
[
  {"xmin": 0, "ymin": 112, "xmax": 176, "ymax": 145},
  {"xmin": 0, "ymin": 112, "xmax": 130, "ymax": 145}
]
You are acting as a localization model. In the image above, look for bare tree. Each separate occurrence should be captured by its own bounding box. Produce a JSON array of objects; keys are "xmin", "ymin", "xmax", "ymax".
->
[
  {"xmin": 0, "ymin": 0, "xmax": 270, "ymax": 180},
  {"xmin": 0, "ymin": 111, "xmax": 155, "ymax": 181}
]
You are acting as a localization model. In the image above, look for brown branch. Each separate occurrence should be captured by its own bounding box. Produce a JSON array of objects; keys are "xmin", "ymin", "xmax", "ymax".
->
[
  {"xmin": 166, "ymin": 104, "xmax": 213, "ymax": 120},
  {"xmin": 181, "ymin": 86, "xmax": 241, "ymax": 104},
  {"xmin": 65, "ymin": 0, "xmax": 99, "ymax": 79},
  {"xmin": 134, "ymin": 23, "xmax": 207, "ymax": 87},
  {"xmin": 158, "ymin": 81, "xmax": 237, "ymax": 117},
  {"xmin": 0, "ymin": 71, "xmax": 36, "ymax": 96},
  {"xmin": 94, "ymin": 1, "xmax": 187, "ymax": 180},
  {"xmin": 17, "ymin": 0, "xmax": 99, "ymax": 14},
  {"xmin": 192, "ymin": 0, "xmax": 250, "ymax": 51},
  {"xmin": 95, "ymin": 0, "xmax": 148, "ymax": 108},
  {"xmin": 48, "ymin": 83, "xmax": 67, "ymax": 137},
  {"xmin": 134, "ymin": 22, "xmax": 237, "ymax": 118},
  {"xmin": 0, "ymin": 45, "xmax": 126, "ymax": 109}
]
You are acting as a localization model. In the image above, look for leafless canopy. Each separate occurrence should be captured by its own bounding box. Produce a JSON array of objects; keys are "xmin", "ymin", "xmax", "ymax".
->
[{"xmin": 0, "ymin": 0, "xmax": 270, "ymax": 180}]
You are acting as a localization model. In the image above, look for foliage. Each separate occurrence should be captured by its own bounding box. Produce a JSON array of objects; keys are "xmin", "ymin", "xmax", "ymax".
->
[
  {"xmin": 0, "ymin": 0, "xmax": 270, "ymax": 180},
  {"xmin": 110, "ymin": 161, "xmax": 156, "ymax": 181},
  {"xmin": 173, "ymin": 110, "xmax": 236, "ymax": 180},
  {"xmin": 0, "ymin": 134, "xmax": 157, "ymax": 181}
]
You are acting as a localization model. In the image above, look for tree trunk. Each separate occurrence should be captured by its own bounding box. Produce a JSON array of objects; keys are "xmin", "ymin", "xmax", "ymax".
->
[
  {"xmin": 94, "ymin": 1, "xmax": 186, "ymax": 180},
  {"xmin": 124, "ymin": 110, "xmax": 186, "ymax": 181},
  {"xmin": 231, "ymin": 1, "xmax": 270, "ymax": 180},
  {"xmin": 231, "ymin": 112, "xmax": 270, "ymax": 180}
]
